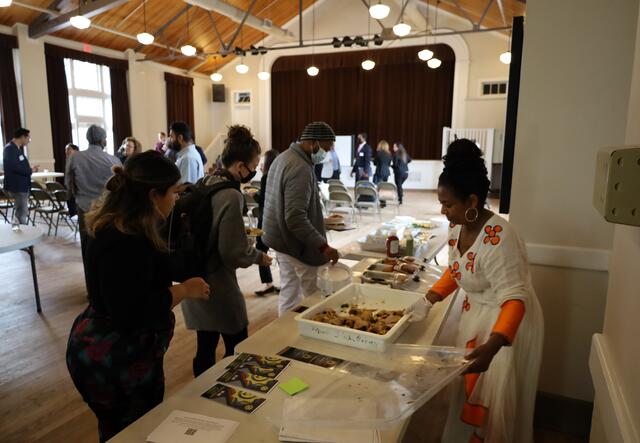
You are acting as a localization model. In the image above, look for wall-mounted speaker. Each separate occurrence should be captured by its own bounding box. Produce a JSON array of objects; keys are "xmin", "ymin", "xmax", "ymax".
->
[{"xmin": 212, "ymin": 84, "xmax": 225, "ymax": 102}]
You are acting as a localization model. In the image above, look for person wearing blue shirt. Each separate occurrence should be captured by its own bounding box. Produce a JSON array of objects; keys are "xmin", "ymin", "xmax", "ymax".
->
[
  {"xmin": 169, "ymin": 122, "xmax": 204, "ymax": 184},
  {"xmin": 2, "ymin": 128, "xmax": 38, "ymax": 224}
]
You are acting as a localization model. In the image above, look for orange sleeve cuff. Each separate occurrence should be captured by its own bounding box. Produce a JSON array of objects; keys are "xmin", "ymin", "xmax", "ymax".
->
[
  {"xmin": 492, "ymin": 300, "xmax": 525, "ymax": 344},
  {"xmin": 430, "ymin": 268, "xmax": 459, "ymax": 300}
]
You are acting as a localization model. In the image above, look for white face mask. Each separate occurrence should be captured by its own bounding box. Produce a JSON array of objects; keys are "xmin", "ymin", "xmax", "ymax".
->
[{"xmin": 311, "ymin": 144, "xmax": 327, "ymax": 164}]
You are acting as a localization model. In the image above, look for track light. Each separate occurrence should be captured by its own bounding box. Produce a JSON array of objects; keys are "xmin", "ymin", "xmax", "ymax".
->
[
  {"xmin": 332, "ymin": 37, "xmax": 341, "ymax": 48},
  {"xmin": 258, "ymin": 46, "xmax": 268, "ymax": 55},
  {"xmin": 354, "ymin": 36, "xmax": 367, "ymax": 47},
  {"xmin": 373, "ymin": 34, "xmax": 384, "ymax": 46},
  {"xmin": 342, "ymin": 36, "xmax": 354, "ymax": 47},
  {"xmin": 250, "ymin": 45, "xmax": 259, "ymax": 55}
]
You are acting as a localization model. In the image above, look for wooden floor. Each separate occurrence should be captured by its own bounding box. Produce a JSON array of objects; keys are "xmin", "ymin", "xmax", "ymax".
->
[{"xmin": 0, "ymin": 191, "xmax": 585, "ymax": 443}]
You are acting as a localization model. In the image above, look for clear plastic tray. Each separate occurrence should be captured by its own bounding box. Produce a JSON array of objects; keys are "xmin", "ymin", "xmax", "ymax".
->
[{"xmin": 279, "ymin": 345, "xmax": 469, "ymax": 430}]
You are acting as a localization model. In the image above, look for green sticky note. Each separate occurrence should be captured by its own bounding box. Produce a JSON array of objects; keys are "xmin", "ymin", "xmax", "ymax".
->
[{"xmin": 278, "ymin": 377, "xmax": 309, "ymax": 396}]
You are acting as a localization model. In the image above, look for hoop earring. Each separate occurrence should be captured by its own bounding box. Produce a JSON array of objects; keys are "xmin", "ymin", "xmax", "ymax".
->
[{"xmin": 464, "ymin": 207, "xmax": 479, "ymax": 223}]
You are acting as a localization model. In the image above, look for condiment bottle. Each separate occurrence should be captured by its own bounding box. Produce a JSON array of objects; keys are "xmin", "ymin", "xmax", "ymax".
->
[{"xmin": 386, "ymin": 233, "xmax": 400, "ymax": 258}]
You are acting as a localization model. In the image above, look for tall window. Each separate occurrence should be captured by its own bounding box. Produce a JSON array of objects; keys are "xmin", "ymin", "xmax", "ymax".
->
[{"xmin": 64, "ymin": 59, "xmax": 114, "ymax": 154}]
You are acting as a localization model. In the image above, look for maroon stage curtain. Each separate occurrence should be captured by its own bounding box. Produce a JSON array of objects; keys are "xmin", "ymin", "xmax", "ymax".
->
[
  {"xmin": 271, "ymin": 44, "xmax": 455, "ymax": 160},
  {"xmin": 164, "ymin": 73, "xmax": 195, "ymax": 138},
  {"xmin": 110, "ymin": 66, "xmax": 132, "ymax": 147},
  {"xmin": 0, "ymin": 34, "xmax": 21, "ymax": 144},
  {"xmin": 44, "ymin": 47, "xmax": 72, "ymax": 174}
]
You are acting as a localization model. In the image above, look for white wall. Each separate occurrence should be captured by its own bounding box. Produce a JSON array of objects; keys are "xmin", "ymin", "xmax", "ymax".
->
[
  {"xmin": 510, "ymin": 0, "xmax": 639, "ymax": 402},
  {"xmin": 213, "ymin": 0, "xmax": 510, "ymax": 189},
  {"xmin": 590, "ymin": 3, "xmax": 640, "ymax": 441}
]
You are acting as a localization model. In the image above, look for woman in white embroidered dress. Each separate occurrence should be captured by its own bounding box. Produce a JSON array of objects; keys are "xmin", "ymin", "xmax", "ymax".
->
[{"xmin": 409, "ymin": 139, "xmax": 544, "ymax": 443}]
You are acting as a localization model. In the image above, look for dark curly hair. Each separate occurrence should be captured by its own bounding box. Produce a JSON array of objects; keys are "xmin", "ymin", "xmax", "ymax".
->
[
  {"xmin": 221, "ymin": 125, "xmax": 261, "ymax": 167},
  {"xmin": 438, "ymin": 139, "xmax": 490, "ymax": 206}
]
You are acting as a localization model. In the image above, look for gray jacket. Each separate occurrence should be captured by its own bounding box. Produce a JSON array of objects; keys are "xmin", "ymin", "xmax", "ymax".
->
[
  {"xmin": 181, "ymin": 174, "xmax": 262, "ymax": 334},
  {"xmin": 66, "ymin": 145, "xmax": 121, "ymax": 212},
  {"xmin": 262, "ymin": 143, "xmax": 328, "ymax": 266}
]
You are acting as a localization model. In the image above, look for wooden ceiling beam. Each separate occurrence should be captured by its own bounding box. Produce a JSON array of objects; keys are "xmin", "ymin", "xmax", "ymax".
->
[
  {"xmin": 184, "ymin": 0, "xmax": 295, "ymax": 43},
  {"xmin": 28, "ymin": 0, "xmax": 130, "ymax": 39}
]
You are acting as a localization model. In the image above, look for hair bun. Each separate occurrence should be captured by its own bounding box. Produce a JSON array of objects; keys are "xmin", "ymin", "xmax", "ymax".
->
[
  {"xmin": 443, "ymin": 139, "xmax": 483, "ymax": 165},
  {"xmin": 227, "ymin": 125, "xmax": 253, "ymax": 144},
  {"xmin": 106, "ymin": 165, "xmax": 126, "ymax": 192}
]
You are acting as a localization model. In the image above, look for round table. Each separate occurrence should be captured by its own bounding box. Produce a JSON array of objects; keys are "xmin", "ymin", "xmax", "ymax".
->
[{"xmin": 0, "ymin": 224, "xmax": 44, "ymax": 312}]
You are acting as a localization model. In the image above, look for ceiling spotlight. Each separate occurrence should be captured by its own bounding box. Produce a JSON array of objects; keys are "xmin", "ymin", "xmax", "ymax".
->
[
  {"xmin": 369, "ymin": 2, "xmax": 390, "ymax": 20},
  {"xmin": 136, "ymin": 32, "xmax": 154, "ymax": 45},
  {"xmin": 210, "ymin": 72, "xmax": 223, "ymax": 82},
  {"xmin": 236, "ymin": 62, "xmax": 249, "ymax": 74},
  {"xmin": 361, "ymin": 59, "xmax": 375, "ymax": 71},
  {"xmin": 393, "ymin": 22, "xmax": 411, "ymax": 37},
  {"xmin": 0, "ymin": 0, "xmax": 13, "ymax": 6},
  {"xmin": 354, "ymin": 36, "xmax": 367, "ymax": 47},
  {"xmin": 258, "ymin": 46, "xmax": 268, "ymax": 55},
  {"xmin": 418, "ymin": 48, "xmax": 434, "ymax": 61},
  {"xmin": 373, "ymin": 34, "xmax": 384, "ymax": 46},
  {"xmin": 332, "ymin": 37, "xmax": 341, "ymax": 48},
  {"xmin": 427, "ymin": 57, "xmax": 442, "ymax": 69},
  {"xmin": 180, "ymin": 44, "xmax": 197, "ymax": 56},
  {"xmin": 234, "ymin": 47, "xmax": 246, "ymax": 57},
  {"xmin": 499, "ymin": 51, "xmax": 512, "ymax": 64},
  {"xmin": 307, "ymin": 66, "xmax": 319, "ymax": 77},
  {"xmin": 257, "ymin": 71, "xmax": 271, "ymax": 80},
  {"xmin": 250, "ymin": 45, "xmax": 259, "ymax": 55},
  {"xmin": 70, "ymin": 14, "xmax": 91, "ymax": 30},
  {"xmin": 342, "ymin": 36, "xmax": 354, "ymax": 47}
]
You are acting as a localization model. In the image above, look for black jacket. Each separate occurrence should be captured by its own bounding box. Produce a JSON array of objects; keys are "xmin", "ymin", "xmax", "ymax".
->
[
  {"xmin": 352, "ymin": 143, "xmax": 372, "ymax": 176},
  {"xmin": 2, "ymin": 142, "xmax": 32, "ymax": 193},
  {"xmin": 392, "ymin": 153, "xmax": 411, "ymax": 176},
  {"xmin": 375, "ymin": 151, "xmax": 392, "ymax": 179}
]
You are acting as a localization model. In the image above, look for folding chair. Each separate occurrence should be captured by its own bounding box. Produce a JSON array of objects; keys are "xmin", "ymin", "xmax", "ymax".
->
[
  {"xmin": 45, "ymin": 181, "xmax": 65, "ymax": 193},
  {"xmin": 328, "ymin": 184, "xmax": 348, "ymax": 194},
  {"xmin": 327, "ymin": 179, "xmax": 344, "ymax": 186},
  {"xmin": 354, "ymin": 186, "xmax": 381, "ymax": 221},
  {"xmin": 328, "ymin": 190, "xmax": 358, "ymax": 225},
  {"xmin": 377, "ymin": 182, "xmax": 400, "ymax": 214},
  {"xmin": 30, "ymin": 188, "xmax": 60, "ymax": 235},
  {"xmin": 53, "ymin": 190, "xmax": 78, "ymax": 237},
  {"xmin": 0, "ymin": 188, "xmax": 14, "ymax": 223}
]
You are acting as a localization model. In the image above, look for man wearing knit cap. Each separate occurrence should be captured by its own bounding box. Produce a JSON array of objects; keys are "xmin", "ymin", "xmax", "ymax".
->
[
  {"xmin": 263, "ymin": 122, "xmax": 340, "ymax": 316},
  {"xmin": 66, "ymin": 125, "xmax": 121, "ymax": 286}
]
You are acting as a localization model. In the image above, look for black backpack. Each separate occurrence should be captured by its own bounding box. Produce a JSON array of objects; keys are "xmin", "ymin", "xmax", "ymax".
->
[{"xmin": 164, "ymin": 178, "xmax": 239, "ymax": 281}]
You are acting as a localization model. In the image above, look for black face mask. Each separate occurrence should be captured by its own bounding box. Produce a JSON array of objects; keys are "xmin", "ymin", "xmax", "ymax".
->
[{"xmin": 240, "ymin": 163, "xmax": 257, "ymax": 183}]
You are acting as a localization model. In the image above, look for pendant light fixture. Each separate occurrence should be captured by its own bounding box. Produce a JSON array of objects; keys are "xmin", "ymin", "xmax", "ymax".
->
[
  {"xmin": 70, "ymin": 1, "xmax": 91, "ymax": 30},
  {"xmin": 257, "ymin": 53, "xmax": 270, "ymax": 80},
  {"xmin": 210, "ymin": 57, "xmax": 223, "ymax": 82},
  {"xmin": 235, "ymin": 27, "xmax": 249, "ymax": 74},
  {"xmin": 427, "ymin": 0, "xmax": 441, "ymax": 69},
  {"xmin": 393, "ymin": 21, "xmax": 411, "ymax": 37},
  {"xmin": 500, "ymin": 30, "xmax": 512, "ymax": 64},
  {"xmin": 307, "ymin": 2, "xmax": 319, "ymax": 77},
  {"xmin": 418, "ymin": 0, "xmax": 433, "ymax": 61},
  {"xmin": 136, "ymin": 0, "xmax": 154, "ymax": 45},
  {"xmin": 361, "ymin": 4, "xmax": 375, "ymax": 71},
  {"xmin": 180, "ymin": 7, "xmax": 196, "ymax": 56},
  {"xmin": 0, "ymin": 0, "xmax": 13, "ymax": 7},
  {"xmin": 369, "ymin": 1, "xmax": 390, "ymax": 20}
]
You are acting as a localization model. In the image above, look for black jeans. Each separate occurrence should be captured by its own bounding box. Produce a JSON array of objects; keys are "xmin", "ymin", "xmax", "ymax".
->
[
  {"xmin": 193, "ymin": 328, "xmax": 248, "ymax": 377},
  {"xmin": 255, "ymin": 236, "xmax": 272, "ymax": 284},
  {"xmin": 394, "ymin": 172, "xmax": 408, "ymax": 203}
]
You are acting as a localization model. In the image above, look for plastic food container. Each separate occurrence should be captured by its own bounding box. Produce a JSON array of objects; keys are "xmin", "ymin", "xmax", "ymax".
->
[
  {"xmin": 317, "ymin": 262, "xmax": 353, "ymax": 297},
  {"xmin": 295, "ymin": 283, "xmax": 423, "ymax": 351}
]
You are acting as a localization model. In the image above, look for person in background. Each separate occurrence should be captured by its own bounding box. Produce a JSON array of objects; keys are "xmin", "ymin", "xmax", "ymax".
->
[
  {"xmin": 373, "ymin": 140, "xmax": 392, "ymax": 185},
  {"xmin": 351, "ymin": 132, "xmax": 372, "ymax": 182},
  {"xmin": 330, "ymin": 145, "xmax": 341, "ymax": 179},
  {"xmin": 195, "ymin": 144, "xmax": 208, "ymax": 167},
  {"xmin": 320, "ymin": 145, "xmax": 335, "ymax": 183},
  {"xmin": 262, "ymin": 122, "xmax": 340, "ymax": 316},
  {"xmin": 66, "ymin": 152, "xmax": 210, "ymax": 443},
  {"xmin": 66, "ymin": 125, "xmax": 121, "ymax": 284},
  {"xmin": 254, "ymin": 149, "xmax": 280, "ymax": 296},
  {"xmin": 181, "ymin": 125, "xmax": 271, "ymax": 377},
  {"xmin": 154, "ymin": 132, "xmax": 166, "ymax": 152},
  {"xmin": 392, "ymin": 142, "xmax": 411, "ymax": 204},
  {"xmin": 406, "ymin": 139, "xmax": 543, "ymax": 443},
  {"xmin": 116, "ymin": 137, "xmax": 142, "ymax": 164},
  {"xmin": 168, "ymin": 122, "xmax": 204, "ymax": 184},
  {"xmin": 64, "ymin": 143, "xmax": 80, "ymax": 217},
  {"xmin": 2, "ymin": 127, "xmax": 38, "ymax": 224}
]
